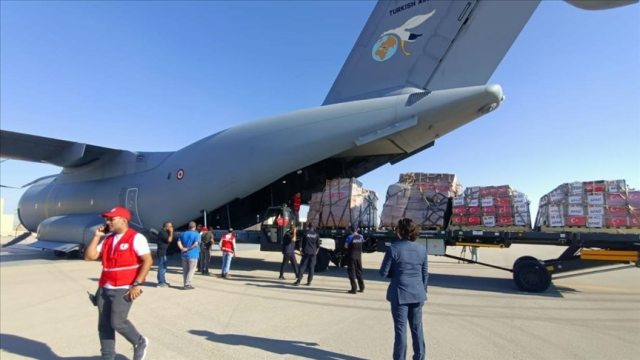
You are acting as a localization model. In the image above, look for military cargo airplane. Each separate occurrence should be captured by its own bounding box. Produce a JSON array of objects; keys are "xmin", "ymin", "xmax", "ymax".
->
[{"xmin": 1, "ymin": 0, "xmax": 637, "ymax": 255}]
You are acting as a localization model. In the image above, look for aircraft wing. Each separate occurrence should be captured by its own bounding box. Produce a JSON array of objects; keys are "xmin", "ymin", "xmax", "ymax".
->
[
  {"xmin": 322, "ymin": 0, "xmax": 541, "ymax": 105},
  {"xmin": 0, "ymin": 129, "xmax": 122, "ymax": 167}
]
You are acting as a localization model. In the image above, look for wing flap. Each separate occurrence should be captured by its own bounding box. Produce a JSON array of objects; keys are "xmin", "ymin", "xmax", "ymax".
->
[{"xmin": 0, "ymin": 130, "xmax": 121, "ymax": 167}]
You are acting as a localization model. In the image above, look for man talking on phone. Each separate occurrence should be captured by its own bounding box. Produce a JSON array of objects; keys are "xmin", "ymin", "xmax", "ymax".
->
[{"xmin": 85, "ymin": 207, "xmax": 153, "ymax": 360}]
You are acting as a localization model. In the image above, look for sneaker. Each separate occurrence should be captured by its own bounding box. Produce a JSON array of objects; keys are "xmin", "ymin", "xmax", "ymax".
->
[
  {"xmin": 157, "ymin": 283, "xmax": 168, "ymax": 288},
  {"xmin": 348, "ymin": 289, "xmax": 357, "ymax": 294},
  {"xmin": 278, "ymin": 276, "xmax": 285, "ymax": 280},
  {"xmin": 133, "ymin": 336, "xmax": 149, "ymax": 360},
  {"xmin": 358, "ymin": 289, "xmax": 364, "ymax": 293}
]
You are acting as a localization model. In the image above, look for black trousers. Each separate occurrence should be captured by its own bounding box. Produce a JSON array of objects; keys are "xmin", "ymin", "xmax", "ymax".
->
[
  {"xmin": 297, "ymin": 254, "xmax": 316, "ymax": 284},
  {"xmin": 348, "ymin": 256, "xmax": 365, "ymax": 291},
  {"xmin": 280, "ymin": 252, "xmax": 299, "ymax": 278},
  {"xmin": 97, "ymin": 288, "xmax": 143, "ymax": 360},
  {"xmin": 198, "ymin": 247, "xmax": 211, "ymax": 274}
]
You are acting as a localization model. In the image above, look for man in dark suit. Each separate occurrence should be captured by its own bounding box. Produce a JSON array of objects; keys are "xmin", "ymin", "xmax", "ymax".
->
[{"xmin": 379, "ymin": 218, "xmax": 428, "ymax": 360}]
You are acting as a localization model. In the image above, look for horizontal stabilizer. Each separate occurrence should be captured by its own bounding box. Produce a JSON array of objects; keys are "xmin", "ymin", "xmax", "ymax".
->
[{"xmin": 0, "ymin": 130, "xmax": 122, "ymax": 167}]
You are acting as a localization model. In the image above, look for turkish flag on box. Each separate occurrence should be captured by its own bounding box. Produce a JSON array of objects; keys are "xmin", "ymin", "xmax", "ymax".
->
[
  {"xmin": 494, "ymin": 198, "xmax": 511, "ymax": 206},
  {"xmin": 451, "ymin": 216, "xmax": 466, "ymax": 225},
  {"xmin": 483, "ymin": 206, "xmax": 496, "ymax": 214},
  {"xmin": 584, "ymin": 181, "xmax": 606, "ymax": 192},
  {"xmin": 497, "ymin": 186, "xmax": 511, "ymax": 196},
  {"xmin": 467, "ymin": 216, "xmax": 481, "ymax": 226},
  {"xmin": 468, "ymin": 207, "xmax": 481, "ymax": 215},
  {"xmin": 480, "ymin": 187, "xmax": 498, "ymax": 196},
  {"xmin": 606, "ymin": 206, "xmax": 628, "ymax": 215},
  {"xmin": 566, "ymin": 216, "xmax": 586, "ymax": 226},
  {"xmin": 453, "ymin": 206, "xmax": 466, "ymax": 215},
  {"xmin": 628, "ymin": 191, "xmax": 640, "ymax": 205},
  {"xmin": 497, "ymin": 206, "xmax": 513, "ymax": 215},
  {"xmin": 629, "ymin": 217, "xmax": 640, "ymax": 227},
  {"xmin": 606, "ymin": 217, "xmax": 628, "ymax": 227},
  {"xmin": 629, "ymin": 207, "xmax": 640, "ymax": 216},
  {"xmin": 606, "ymin": 193, "xmax": 627, "ymax": 206},
  {"xmin": 497, "ymin": 216, "xmax": 514, "ymax": 226}
]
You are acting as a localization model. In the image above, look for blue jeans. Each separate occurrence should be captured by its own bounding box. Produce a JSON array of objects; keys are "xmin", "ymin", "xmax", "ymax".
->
[
  {"xmin": 157, "ymin": 255, "xmax": 171, "ymax": 284},
  {"xmin": 221, "ymin": 252, "xmax": 233, "ymax": 274},
  {"xmin": 391, "ymin": 302, "xmax": 425, "ymax": 360}
]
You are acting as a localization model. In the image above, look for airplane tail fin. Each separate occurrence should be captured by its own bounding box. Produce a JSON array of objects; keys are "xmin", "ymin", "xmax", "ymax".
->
[{"xmin": 322, "ymin": 0, "xmax": 540, "ymax": 106}]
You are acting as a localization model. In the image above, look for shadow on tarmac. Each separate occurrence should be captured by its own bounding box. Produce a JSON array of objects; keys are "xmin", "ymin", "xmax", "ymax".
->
[
  {"xmin": 0, "ymin": 333, "xmax": 128, "ymax": 359},
  {"xmin": 88, "ymin": 251, "xmax": 572, "ymax": 297},
  {"xmin": 207, "ymin": 256, "xmax": 572, "ymax": 298},
  {"xmin": 189, "ymin": 329, "xmax": 368, "ymax": 360}
]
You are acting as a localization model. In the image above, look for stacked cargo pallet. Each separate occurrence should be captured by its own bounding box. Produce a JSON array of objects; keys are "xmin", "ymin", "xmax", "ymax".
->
[
  {"xmin": 306, "ymin": 178, "xmax": 379, "ymax": 229},
  {"xmin": 306, "ymin": 192, "xmax": 323, "ymax": 228},
  {"xmin": 449, "ymin": 185, "xmax": 532, "ymax": 230},
  {"xmin": 535, "ymin": 180, "xmax": 640, "ymax": 233},
  {"xmin": 380, "ymin": 173, "xmax": 462, "ymax": 229}
]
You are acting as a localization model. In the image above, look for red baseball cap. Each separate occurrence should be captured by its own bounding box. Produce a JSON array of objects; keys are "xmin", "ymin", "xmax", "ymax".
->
[
  {"xmin": 202, "ymin": 226, "xmax": 208, "ymax": 231},
  {"xmin": 101, "ymin": 207, "xmax": 131, "ymax": 221}
]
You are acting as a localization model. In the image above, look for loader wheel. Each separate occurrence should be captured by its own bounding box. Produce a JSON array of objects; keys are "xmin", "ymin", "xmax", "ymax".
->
[
  {"xmin": 513, "ymin": 259, "xmax": 551, "ymax": 293},
  {"xmin": 315, "ymin": 248, "xmax": 331, "ymax": 273},
  {"xmin": 513, "ymin": 256, "xmax": 538, "ymax": 269}
]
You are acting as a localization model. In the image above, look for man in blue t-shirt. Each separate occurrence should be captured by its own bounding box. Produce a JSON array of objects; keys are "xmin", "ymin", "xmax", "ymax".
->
[
  {"xmin": 178, "ymin": 221, "xmax": 200, "ymax": 290},
  {"xmin": 345, "ymin": 224, "xmax": 365, "ymax": 294}
]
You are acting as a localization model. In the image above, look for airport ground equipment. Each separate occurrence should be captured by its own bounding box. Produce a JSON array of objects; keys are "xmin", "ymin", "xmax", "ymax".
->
[{"xmin": 258, "ymin": 204, "xmax": 640, "ymax": 293}]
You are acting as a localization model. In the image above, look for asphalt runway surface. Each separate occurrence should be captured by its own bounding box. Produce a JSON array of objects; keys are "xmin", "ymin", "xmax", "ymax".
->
[{"xmin": 1, "ymin": 235, "xmax": 639, "ymax": 359}]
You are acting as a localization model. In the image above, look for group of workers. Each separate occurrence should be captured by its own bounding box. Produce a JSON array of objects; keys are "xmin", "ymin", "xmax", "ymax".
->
[
  {"xmin": 156, "ymin": 221, "xmax": 237, "ymax": 289},
  {"xmin": 85, "ymin": 206, "xmax": 429, "ymax": 360}
]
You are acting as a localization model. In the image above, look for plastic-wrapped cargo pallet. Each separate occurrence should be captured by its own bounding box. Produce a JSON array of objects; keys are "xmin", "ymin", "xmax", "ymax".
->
[
  {"xmin": 380, "ymin": 173, "xmax": 462, "ymax": 229},
  {"xmin": 317, "ymin": 178, "xmax": 379, "ymax": 228},
  {"xmin": 449, "ymin": 185, "xmax": 532, "ymax": 229},
  {"xmin": 306, "ymin": 192, "xmax": 323, "ymax": 228},
  {"xmin": 535, "ymin": 180, "xmax": 640, "ymax": 232}
]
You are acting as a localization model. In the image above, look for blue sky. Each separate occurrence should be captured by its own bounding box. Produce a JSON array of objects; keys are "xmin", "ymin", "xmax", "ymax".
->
[{"xmin": 1, "ymin": 1, "xmax": 638, "ymax": 226}]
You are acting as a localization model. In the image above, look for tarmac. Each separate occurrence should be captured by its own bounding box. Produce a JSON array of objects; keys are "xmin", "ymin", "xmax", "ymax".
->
[{"xmin": 1, "ymin": 234, "xmax": 639, "ymax": 360}]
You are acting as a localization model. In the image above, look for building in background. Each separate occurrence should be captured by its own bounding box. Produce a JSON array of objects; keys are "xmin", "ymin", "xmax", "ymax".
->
[{"xmin": 0, "ymin": 198, "xmax": 18, "ymax": 236}]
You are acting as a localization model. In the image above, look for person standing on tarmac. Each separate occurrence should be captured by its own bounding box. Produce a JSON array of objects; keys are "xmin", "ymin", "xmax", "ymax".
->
[
  {"xmin": 345, "ymin": 224, "xmax": 365, "ymax": 294},
  {"xmin": 379, "ymin": 218, "xmax": 428, "ymax": 360},
  {"xmin": 220, "ymin": 228, "xmax": 236, "ymax": 278},
  {"xmin": 84, "ymin": 206, "xmax": 152, "ymax": 360},
  {"xmin": 279, "ymin": 224, "xmax": 299, "ymax": 280},
  {"xmin": 198, "ymin": 227, "xmax": 214, "ymax": 275},
  {"xmin": 293, "ymin": 223, "xmax": 321, "ymax": 286},
  {"xmin": 156, "ymin": 221, "xmax": 173, "ymax": 287}
]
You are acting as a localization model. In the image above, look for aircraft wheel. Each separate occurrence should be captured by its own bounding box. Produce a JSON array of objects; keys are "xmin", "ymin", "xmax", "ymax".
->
[
  {"xmin": 315, "ymin": 248, "xmax": 331, "ymax": 273},
  {"xmin": 513, "ymin": 259, "xmax": 551, "ymax": 293}
]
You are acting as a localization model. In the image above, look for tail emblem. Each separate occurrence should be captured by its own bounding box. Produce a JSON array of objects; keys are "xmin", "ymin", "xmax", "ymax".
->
[{"xmin": 372, "ymin": 9, "xmax": 436, "ymax": 62}]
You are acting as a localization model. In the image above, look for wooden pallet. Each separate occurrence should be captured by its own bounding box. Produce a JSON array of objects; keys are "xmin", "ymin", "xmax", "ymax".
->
[{"xmin": 541, "ymin": 226, "xmax": 640, "ymax": 235}]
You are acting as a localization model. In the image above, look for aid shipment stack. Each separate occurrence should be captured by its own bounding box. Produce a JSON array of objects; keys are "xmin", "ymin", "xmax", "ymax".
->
[
  {"xmin": 301, "ymin": 174, "xmax": 639, "ymax": 293},
  {"xmin": 535, "ymin": 180, "xmax": 640, "ymax": 233},
  {"xmin": 449, "ymin": 185, "xmax": 532, "ymax": 231},
  {"xmin": 306, "ymin": 178, "xmax": 379, "ymax": 229},
  {"xmin": 380, "ymin": 172, "xmax": 462, "ymax": 229}
]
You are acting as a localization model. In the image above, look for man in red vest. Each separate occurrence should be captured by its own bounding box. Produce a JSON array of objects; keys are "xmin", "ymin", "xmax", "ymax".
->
[
  {"xmin": 219, "ymin": 228, "xmax": 236, "ymax": 278},
  {"xmin": 85, "ymin": 207, "xmax": 153, "ymax": 360}
]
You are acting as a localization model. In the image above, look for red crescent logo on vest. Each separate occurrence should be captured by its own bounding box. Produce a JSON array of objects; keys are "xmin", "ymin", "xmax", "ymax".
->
[
  {"xmin": 177, "ymin": 169, "xmax": 184, "ymax": 180},
  {"xmin": 120, "ymin": 243, "xmax": 129, "ymax": 250}
]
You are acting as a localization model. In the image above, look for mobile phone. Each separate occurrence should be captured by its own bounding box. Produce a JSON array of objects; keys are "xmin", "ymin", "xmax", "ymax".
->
[{"xmin": 124, "ymin": 289, "xmax": 142, "ymax": 302}]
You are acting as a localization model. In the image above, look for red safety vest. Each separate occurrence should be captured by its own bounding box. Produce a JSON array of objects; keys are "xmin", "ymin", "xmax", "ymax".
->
[
  {"xmin": 98, "ymin": 228, "xmax": 143, "ymax": 287},
  {"xmin": 221, "ymin": 233, "xmax": 235, "ymax": 253}
]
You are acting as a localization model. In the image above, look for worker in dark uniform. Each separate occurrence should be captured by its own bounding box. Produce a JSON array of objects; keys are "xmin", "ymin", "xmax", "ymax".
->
[
  {"xmin": 279, "ymin": 224, "xmax": 299, "ymax": 280},
  {"xmin": 345, "ymin": 224, "xmax": 365, "ymax": 294},
  {"xmin": 293, "ymin": 223, "xmax": 321, "ymax": 286}
]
